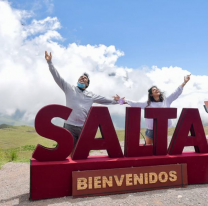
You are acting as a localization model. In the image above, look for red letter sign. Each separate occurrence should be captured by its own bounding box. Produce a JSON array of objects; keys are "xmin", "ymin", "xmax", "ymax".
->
[
  {"xmin": 32, "ymin": 105, "xmax": 74, "ymax": 161},
  {"xmin": 72, "ymin": 107, "xmax": 123, "ymax": 160},
  {"xmin": 168, "ymin": 108, "xmax": 208, "ymax": 155},
  {"xmin": 124, "ymin": 107, "xmax": 153, "ymax": 157},
  {"xmin": 145, "ymin": 108, "xmax": 177, "ymax": 155}
]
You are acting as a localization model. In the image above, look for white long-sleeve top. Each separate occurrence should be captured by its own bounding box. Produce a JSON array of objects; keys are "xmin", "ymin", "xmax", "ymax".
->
[
  {"xmin": 48, "ymin": 61, "xmax": 118, "ymax": 126},
  {"xmin": 126, "ymin": 86, "xmax": 183, "ymax": 129}
]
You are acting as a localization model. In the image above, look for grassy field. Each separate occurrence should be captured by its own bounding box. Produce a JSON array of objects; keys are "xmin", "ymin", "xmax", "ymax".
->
[{"xmin": 0, "ymin": 124, "xmax": 208, "ymax": 168}]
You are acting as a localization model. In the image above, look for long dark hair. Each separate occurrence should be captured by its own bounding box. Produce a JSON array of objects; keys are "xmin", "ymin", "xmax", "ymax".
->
[{"xmin": 147, "ymin": 86, "xmax": 164, "ymax": 106}]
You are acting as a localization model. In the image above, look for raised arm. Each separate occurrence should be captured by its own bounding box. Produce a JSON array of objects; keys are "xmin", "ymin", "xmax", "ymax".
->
[
  {"xmin": 166, "ymin": 86, "xmax": 183, "ymax": 104},
  {"xmin": 166, "ymin": 74, "xmax": 191, "ymax": 104},
  {"xmin": 181, "ymin": 74, "xmax": 191, "ymax": 88},
  {"xmin": 45, "ymin": 51, "xmax": 70, "ymax": 92},
  {"xmin": 113, "ymin": 94, "xmax": 147, "ymax": 108}
]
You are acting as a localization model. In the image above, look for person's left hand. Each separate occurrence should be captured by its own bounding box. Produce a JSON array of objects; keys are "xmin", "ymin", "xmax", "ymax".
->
[
  {"xmin": 113, "ymin": 94, "xmax": 125, "ymax": 101},
  {"xmin": 184, "ymin": 74, "xmax": 191, "ymax": 83}
]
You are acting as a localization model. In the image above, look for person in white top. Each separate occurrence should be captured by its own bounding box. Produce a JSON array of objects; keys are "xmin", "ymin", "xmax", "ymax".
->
[
  {"xmin": 45, "ymin": 51, "xmax": 118, "ymax": 148},
  {"xmin": 114, "ymin": 75, "xmax": 191, "ymax": 145}
]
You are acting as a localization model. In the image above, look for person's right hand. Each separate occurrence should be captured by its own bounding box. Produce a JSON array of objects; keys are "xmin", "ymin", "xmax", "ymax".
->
[{"xmin": 45, "ymin": 51, "xmax": 52, "ymax": 61}]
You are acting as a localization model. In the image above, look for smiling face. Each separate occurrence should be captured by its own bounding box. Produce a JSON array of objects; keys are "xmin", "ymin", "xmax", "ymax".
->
[
  {"xmin": 78, "ymin": 75, "xmax": 89, "ymax": 88},
  {"xmin": 147, "ymin": 85, "xmax": 164, "ymax": 105},
  {"xmin": 150, "ymin": 87, "xmax": 161, "ymax": 100}
]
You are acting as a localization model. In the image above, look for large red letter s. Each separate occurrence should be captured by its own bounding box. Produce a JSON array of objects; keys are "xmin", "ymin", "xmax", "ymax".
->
[{"xmin": 32, "ymin": 105, "xmax": 74, "ymax": 161}]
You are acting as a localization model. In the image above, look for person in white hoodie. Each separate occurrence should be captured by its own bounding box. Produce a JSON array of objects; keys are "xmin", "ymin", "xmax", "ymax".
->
[
  {"xmin": 115, "ymin": 74, "xmax": 191, "ymax": 145},
  {"xmin": 45, "ymin": 51, "xmax": 118, "ymax": 148}
]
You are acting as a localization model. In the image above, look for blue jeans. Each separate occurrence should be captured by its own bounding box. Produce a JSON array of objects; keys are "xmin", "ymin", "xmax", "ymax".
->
[{"xmin": 145, "ymin": 129, "xmax": 153, "ymax": 139}]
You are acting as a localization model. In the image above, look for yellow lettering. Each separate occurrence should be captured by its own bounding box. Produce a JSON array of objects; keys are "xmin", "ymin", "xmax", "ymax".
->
[
  {"xmin": 144, "ymin": 173, "xmax": 148, "ymax": 184},
  {"xmin": 88, "ymin": 177, "xmax": 92, "ymax": 189},
  {"xmin": 102, "ymin": 176, "xmax": 113, "ymax": 188},
  {"xmin": 149, "ymin": 172, "xmax": 158, "ymax": 184},
  {"xmin": 126, "ymin": 174, "xmax": 133, "ymax": 186},
  {"xmin": 169, "ymin": 171, "xmax": 177, "ymax": 182},
  {"xmin": 133, "ymin": 174, "xmax": 143, "ymax": 185},
  {"xmin": 94, "ymin": 176, "xmax": 101, "ymax": 189},
  {"xmin": 158, "ymin": 172, "xmax": 168, "ymax": 183},
  {"xmin": 77, "ymin": 178, "xmax": 87, "ymax": 190},
  {"xmin": 114, "ymin": 175, "xmax": 124, "ymax": 186}
]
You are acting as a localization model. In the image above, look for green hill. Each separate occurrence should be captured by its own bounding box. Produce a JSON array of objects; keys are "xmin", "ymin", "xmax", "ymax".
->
[
  {"xmin": 0, "ymin": 124, "xmax": 208, "ymax": 150},
  {"xmin": 0, "ymin": 124, "xmax": 16, "ymax": 129},
  {"xmin": 0, "ymin": 125, "xmax": 56, "ymax": 149},
  {"xmin": 0, "ymin": 124, "xmax": 148, "ymax": 150},
  {"xmin": 0, "ymin": 124, "xmax": 208, "ymax": 168}
]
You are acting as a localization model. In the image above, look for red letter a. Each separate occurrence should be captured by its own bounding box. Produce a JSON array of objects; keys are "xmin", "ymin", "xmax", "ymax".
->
[
  {"xmin": 72, "ymin": 107, "xmax": 123, "ymax": 160},
  {"xmin": 168, "ymin": 108, "xmax": 208, "ymax": 155}
]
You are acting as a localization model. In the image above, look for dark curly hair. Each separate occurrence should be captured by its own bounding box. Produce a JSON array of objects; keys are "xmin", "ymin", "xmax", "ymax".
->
[
  {"xmin": 147, "ymin": 86, "xmax": 164, "ymax": 106},
  {"xmin": 83, "ymin": 72, "xmax": 90, "ymax": 88}
]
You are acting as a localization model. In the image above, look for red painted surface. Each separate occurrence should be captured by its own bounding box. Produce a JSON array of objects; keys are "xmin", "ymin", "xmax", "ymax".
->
[
  {"xmin": 124, "ymin": 107, "xmax": 153, "ymax": 157},
  {"xmin": 72, "ymin": 164, "xmax": 187, "ymax": 198},
  {"xmin": 30, "ymin": 105, "xmax": 208, "ymax": 200},
  {"xmin": 32, "ymin": 105, "xmax": 74, "ymax": 161},
  {"xmin": 72, "ymin": 107, "xmax": 123, "ymax": 160},
  {"xmin": 168, "ymin": 108, "xmax": 208, "ymax": 155},
  {"xmin": 145, "ymin": 108, "xmax": 177, "ymax": 156},
  {"xmin": 31, "ymin": 153, "xmax": 208, "ymax": 200}
]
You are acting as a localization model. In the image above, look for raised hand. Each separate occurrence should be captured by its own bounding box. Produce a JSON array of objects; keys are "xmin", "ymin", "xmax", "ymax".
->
[
  {"xmin": 113, "ymin": 94, "xmax": 126, "ymax": 104},
  {"xmin": 45, "ymin": 51, "xmax": 52, "ymax": 61},
  {"xmin": 184, "ymin": 74, "xmax": 191, "ymax": 83},
  {"xmin": 113, "ymin": 94, "xmax": 121, "ymax": 101}
]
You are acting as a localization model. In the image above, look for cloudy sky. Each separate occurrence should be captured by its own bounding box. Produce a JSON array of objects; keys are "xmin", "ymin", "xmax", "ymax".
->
[{"xmin": 0, "ymin": 0, "xmax": 208, "ymax": 128}]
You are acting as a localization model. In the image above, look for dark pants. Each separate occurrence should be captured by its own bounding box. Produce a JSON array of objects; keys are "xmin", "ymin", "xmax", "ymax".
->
[{"xmin": 63, "ymin": 123, "xmax": 83, "ymax": 148}]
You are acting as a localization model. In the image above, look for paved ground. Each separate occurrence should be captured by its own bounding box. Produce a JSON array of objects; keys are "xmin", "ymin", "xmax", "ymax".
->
[{"xmin": 0, "ymin": 138, "xmax": 208, "ymax": 206}]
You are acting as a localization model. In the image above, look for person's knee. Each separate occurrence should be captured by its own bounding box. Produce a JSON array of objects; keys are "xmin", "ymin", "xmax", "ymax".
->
[{"xmin": 145, "ymin": 136, "xmax": 153, "ymax": 145}]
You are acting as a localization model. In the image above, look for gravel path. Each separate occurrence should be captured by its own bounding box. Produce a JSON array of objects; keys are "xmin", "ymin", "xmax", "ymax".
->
[{"xmin": 0, "ymin": 139, "xmax": 208, "ymax": 206}]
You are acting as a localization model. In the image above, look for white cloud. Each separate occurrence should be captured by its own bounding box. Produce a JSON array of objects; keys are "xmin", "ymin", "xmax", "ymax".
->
[
  {"xmin": 22, "ymin": 17, "xmax": 61, "ymax": 37},
  {"xmin": 30, "ymin": 0, "xmax": 54, "ymax": 15},
  {"xmin": 43, "ymin": 0, "xmax": 54, "ymax": 14},
  {"xmin": 0, "ymin": 0, "xmax": 208, "ymax": 129}
]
